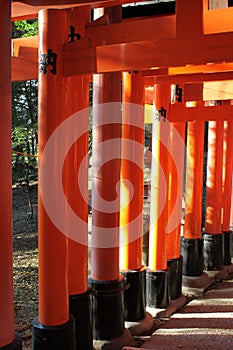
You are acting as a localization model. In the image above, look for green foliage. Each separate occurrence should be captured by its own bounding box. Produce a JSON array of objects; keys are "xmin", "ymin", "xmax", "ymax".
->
[
  {"xmin": 12, "ymin": 80, "xmax": 38, "ymax": 184},
  {"xmin": 12, "ymin": 19, "xmax": 38, "ymax": 38},
  {"xmin": 12, "ymin": 20, "xmax": 38, "ymax": 184}
]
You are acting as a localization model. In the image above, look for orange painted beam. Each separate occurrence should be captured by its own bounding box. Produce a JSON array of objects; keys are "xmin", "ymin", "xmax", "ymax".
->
[
  {"xmin": 148, "ymin": 84, "xmax": 170, "ymax": 271},
  {"xmin": 13, "ymin": 36, "xmax": 38, "ymax": 56},
  {"xmin": 176, "ymin": 0, "xmax": 206, "ymax": 37},
  {"xmin": 184, "ymin": 120, "xmax": 204, "ymax": 239},
  {"xmin": 155, "ymin": 71, "xmax": 233, "ymax": 85},
  {"xmin": 0, "ymin": 0, "xmax": 15, "ymax": 347},
  {"xmin": 205, "ymin": 6, "xmax": 233, "ymax": 34},
  {"xmin": 11, "ymin": 0, "xmax": 148, "ymax": 20},
  {"xmin": 205, "ymin": 121, "xmax": 224, "ymax": 234},
  {"xmin": 120, "ymin": 71, "xmax": 144, "ymax": 271},
  {"xmin": 169, "ymin": 104, "xmax": 233, "ymax": 123},
  {"xmin": 64, "ymin": 32, "xmax": 233, "ymax": 75},
  {"xmin": 12, "ymin": 56, "xmax": 38, "ymax": 82}
]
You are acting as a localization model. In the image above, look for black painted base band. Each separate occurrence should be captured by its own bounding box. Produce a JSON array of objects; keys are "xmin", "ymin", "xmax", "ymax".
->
[
  {"xmin": 0, "ymin": 333, "xmax": 22, "ymax": 350},
  {"xmin": 121, "ymin": 267, "xmax": 146, "ymax": 322},
  {"xmin": 203, "ymin": 233, "xmax": 224, "ymax": 271},
  {"xmin": 69, "ymin": 288, "xmax": 92, "ymax": 350},
  {"xmin": 180, "ymin": 237, "xmax": 203, "ymax": 276},
  {"xmin": 32, "ymin": 316, "xmax": 76, "ymax": 350},
  {"xmin": 146, "ymin": 269, "xmax": 170, "ymax": 309},
  {"xmin": 167, "ymin": 256, "xmax": 183, "ymax": 300},
  {"xmin": 88, "ymin": 277, "xmax": 124, "ymax": 340},
  {"xmin": 222, "ymin": 231, "xmax": 232, "ymax": 266}
]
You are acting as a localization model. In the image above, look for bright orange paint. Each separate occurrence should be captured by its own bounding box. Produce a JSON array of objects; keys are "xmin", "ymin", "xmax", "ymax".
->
[
  {"xmin": 166, "ymin": 121, "xmax": 185, "ymax": 259},
  {"xmin": 64, "ymin": 9, "xmax": 90, "ymax": 296},
  {"xmin": 184, "ymin": 120, "xmax": 204, "ymax": 239},
  {"xmin": 0, "ymin": 0, "xmax": 15, "ymax": 347},
  {"xmin": 205, "ymin": 120, "xmax": 224, "ymax": 234},
  {"xmin": 148, "ymin": 84, "xmax": 170, "ymax": 271},
  {"xmin": 221, "ymin": 118, "xmax": 233, "ymax": 231},
  {"xmin": 38, "ymin": 9, "xmax": 69, "ymax": 326},
  {"xmin": 63, "ymin": 75, "xmax": 89, "ymax": 295},
  {"xmin": 120, "ymin": 71, "xmax": 144, "ymax": 271},
  {"xmin": 91, "ymin": 71, "xmax": 122, "ymax": 281}
]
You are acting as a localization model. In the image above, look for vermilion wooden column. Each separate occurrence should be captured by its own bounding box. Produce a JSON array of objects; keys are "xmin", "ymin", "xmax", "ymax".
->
[
  {"xmin": 221, "ymin": 118, "xmax": 233, "ymax": 266},
  {"xmin": 64, "ymin": 9, "xmax": 92, "ymax": 350},
  {"xmin": 204, "ymin": 120, "xmax": 224, "ymax": 271},
  {"xmin": 90, "ymin": 69, "xmax": 124, "ymax": 339},
  {"xmin": 64, "ymin": 74, "xmax": 92, "ymax": 350},
  {"xmin": 88, "ymin": 6, "xmax": 125, "ymax": 341},
  {"xmin": 120, "ymin": 71, "xmax": 146, "ymax": 321},
  {"xmin": 32, "ymin": 9, "xmax": 76, "ymax": 349},
  {"xmin": 146, "ymin": 84, "xmax": 171, "ymax": 309},
  {"xmin": 181, "ymin": 120, "xmax": 205, "ymax": 277},
  {"xmin": 167, "ymin": 121, "xmax": 185, "ymax": 299},
  {"xmin": 0, "ymin": 1, "xmax": 21, "ymax": 348}
]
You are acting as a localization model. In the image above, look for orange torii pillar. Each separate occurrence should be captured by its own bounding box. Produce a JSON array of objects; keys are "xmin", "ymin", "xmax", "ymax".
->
[
  {"xmin": 221, "ymin": 119, "xmax": 233, "ymax": 266},
  {"xmin": 166, "ymin": 120, "xmax": 185, "ymax": 300},
  {"xmin": 181, "ymin": 120, "xmax": 205, "ymax": 277},
  {"xmin": 0, "ymin": 1, "xmax": 22, "ymax": 349},
  {"xmin": 120, "ymin": 71, "xmax": 146, "ymax": 321},
  {"xmin": 65, "ymin": 75, "xmax": 92, "ymax": 350},
  {"xmin": 32, "ymin": 10, "xmax": 76, "ymax": 348},
  {"xmin": 204, "ymin": 121, "xmax": 224, "ymax": 271},
  {"xmin": 89, "ymin": 70, "xmax": 124, "ymax": 340},
  {"xmin": 64, "ymin": 9, "xmax": 92, "ymax": 350},
  {"xmin": 146, "ymin": 84, "xmax": 170, "ymax": 309}
]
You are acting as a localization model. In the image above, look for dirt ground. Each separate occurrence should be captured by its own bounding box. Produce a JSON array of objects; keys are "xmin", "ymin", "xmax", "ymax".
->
[{"xmin": 13, "ymin": 184, "xmax": 38, "ymax": 349}]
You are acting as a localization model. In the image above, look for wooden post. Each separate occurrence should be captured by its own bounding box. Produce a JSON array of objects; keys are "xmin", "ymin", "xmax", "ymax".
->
[
  {"xmin": 89, "ymin": 6, "xmax": 127, "ymax": 341},
  {"xmin": 120, "ymin": 71, "xmax": 146, "ymax": 321},
  {"xmin": 32, "ymin": 9, "xmax": 76, "ymax": 349},
  {"xmin": 146, "ymin": 84, "xmax": 170, "ymax": 309},
  {"xmin": 64, "ymin": 9, "xmax": 92, "ymax": 350},
  {"xmin": 0, "ymin": 1, "xmax": 21, "ymax": 348},
  {"xmin": 167, "ymin": 120, "xmax": 185, "ymax": 299},
  {"xmin": 204, "ymin": 120, "xmax": 224, "ymax": 271},
  {"xmin": 181, "ymin": 120, "xmax": 205, "ymax": 276},
  {"xmin": 221, "ymin": 117, "xmax": 233, "ymax": 265}
]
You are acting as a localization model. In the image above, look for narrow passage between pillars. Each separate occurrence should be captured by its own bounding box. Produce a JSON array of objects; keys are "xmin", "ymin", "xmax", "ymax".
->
[
  {"xmin": 181, "ymin": 119, "xmax": 205, "ymax": 277},
  {"xmin": 120, "ymin": 71, "xmax": 146, "ymax": 322},
  {"xmin": 146, "ymin": 84, "xmax": 170, "ymax": 309}
]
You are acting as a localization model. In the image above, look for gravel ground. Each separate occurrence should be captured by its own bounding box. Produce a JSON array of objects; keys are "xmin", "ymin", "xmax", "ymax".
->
[{"xmin": 13, "ymin": 184, "xmax": 38, "ymax": 349}]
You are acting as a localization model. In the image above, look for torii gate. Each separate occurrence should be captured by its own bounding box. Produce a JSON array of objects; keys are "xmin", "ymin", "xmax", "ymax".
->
[{"xmin": 1, "ymin": 0, "xmax": 233, "ymax": 349}]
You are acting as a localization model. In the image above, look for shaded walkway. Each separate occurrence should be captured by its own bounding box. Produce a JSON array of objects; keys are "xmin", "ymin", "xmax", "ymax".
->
[{"xmin": 141, "ymin": 278, "xmax": 233, "ymax": 350}]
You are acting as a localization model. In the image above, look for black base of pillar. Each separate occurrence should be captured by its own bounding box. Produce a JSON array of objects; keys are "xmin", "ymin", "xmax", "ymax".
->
[
  {"xmin": 203, "ymin": 233, "xmax": 224, "ymax": 271},
  {"xmin": 32, "ymin": 316, "xmax": 76, "ymax": 350},
  {"xmin": 222, "ymin": 231, "xmax": 232, "ymax": 266},
  {"xmin": 146, "ymin": 269, "xmax": 170, "ymax": 309},
  {"xmin": 88, "ymin": 277, "xmax": 124, "ymax": 340},
  {"xmin": 180, "ymin": 237, "xmax": 203, "ymax": 276},
  {"xmin": 121, "ymin": 267, "xmax": 146, "ymax": 322},
  {"xmin": 167, "ymin": 256, "xmax": 183, "ymax": 300},
  {"xmin": 69, "ymin": 289, "xmax": 92, "ymax": 350},
  {"xmin": 0, "ymin": 333, "xmax": 22, "ymax": 350}
]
